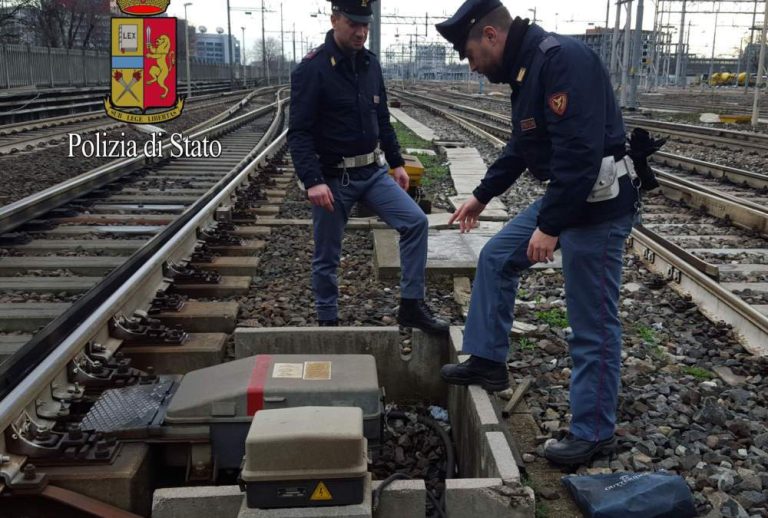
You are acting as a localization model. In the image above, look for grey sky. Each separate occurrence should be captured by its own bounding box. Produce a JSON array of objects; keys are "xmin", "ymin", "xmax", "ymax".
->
[{"xmin": 167, "ymin": 1, "xmax": 761, "ymax": 62}]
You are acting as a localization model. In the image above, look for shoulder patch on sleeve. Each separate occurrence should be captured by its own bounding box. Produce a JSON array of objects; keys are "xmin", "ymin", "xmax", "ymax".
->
[
  {"xmin": 538, "ymin": 35, "xmax": 561, "ymax": 54},
  {"xmin": 303, "ymin": 44, "xmax": 325, "ymax": 61},
  {"xmin": 548, "ymin": 92, "xmax": 568, "ymax": 116}
]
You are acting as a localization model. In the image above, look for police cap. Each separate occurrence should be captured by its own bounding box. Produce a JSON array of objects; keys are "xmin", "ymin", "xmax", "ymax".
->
[
  {"xmin": 435, "ymin": 0, "xmax": 503, "ymax": 59},
  {"xmin": 328, "ymin": 0, "xmax": 377, "ymax": 24}
]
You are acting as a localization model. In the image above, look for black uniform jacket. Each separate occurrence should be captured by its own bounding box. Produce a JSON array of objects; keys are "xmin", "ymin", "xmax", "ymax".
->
[
  {"xmin": 473, "ymin": 24, "xmax": 637, "ymax": 236},
  {"xmin": 288, "ymin": 30, "xmax": 405, "ymax": 190}
]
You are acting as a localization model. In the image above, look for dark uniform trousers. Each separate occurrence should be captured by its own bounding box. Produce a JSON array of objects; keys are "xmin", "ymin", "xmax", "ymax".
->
[{"xmin": 462, "ymin": 24, "xmax": 638, "ymax": 443}]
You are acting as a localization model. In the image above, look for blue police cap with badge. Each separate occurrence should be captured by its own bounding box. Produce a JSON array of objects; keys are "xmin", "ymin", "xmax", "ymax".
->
[
  {"xmin": 329, "ymin": 0, "xmax": 377, "ymax": 24},
  {"xmin": 435, "ymin": 0, "xmax": 502, "ymax": 59}
]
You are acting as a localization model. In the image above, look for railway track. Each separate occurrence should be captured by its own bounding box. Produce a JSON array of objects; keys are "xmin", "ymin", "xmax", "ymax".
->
[
  {"xmin": 0, "ymin": 88, "xmax": 288, "ymax": 462},
  {"xmin": 393, "ymin": 88, "xmax": 768, "ymax": 355},
  {"xmin": 0, "ymin": 90, "xmax": 252, "ymax": 156}
]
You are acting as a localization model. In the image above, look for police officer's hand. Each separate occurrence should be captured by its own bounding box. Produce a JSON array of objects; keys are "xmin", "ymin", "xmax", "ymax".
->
[
  {"xmin": 527, "ymin": 228, "xmax": 558, "ymax": 264},
  {"xmin": 392, "ymin": 167, "xmax": 409, "ymax": 191},
  {"xmin": 307, "ymin": 184, "xmax": 335, "ymax": 213},
  {"xmin": 448, "ymin": 196, "xmax": 486, "ymax": 233}
]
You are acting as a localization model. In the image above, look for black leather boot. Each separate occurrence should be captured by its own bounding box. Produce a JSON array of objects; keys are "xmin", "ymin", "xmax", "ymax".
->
[
  {"xmin": 317, "ymin": 319, "xmax": 339, "ymax": 327},
  {"xmin": 397, "ymin": 298, "xmax": 449, "ymax": 335},
  {"xmin": 440, "ymin": 355, "xmax": 509, "ymax": 392},
  {"xmin": 543, "ymin": 433, "xmax": 617, "ymax": 466}
]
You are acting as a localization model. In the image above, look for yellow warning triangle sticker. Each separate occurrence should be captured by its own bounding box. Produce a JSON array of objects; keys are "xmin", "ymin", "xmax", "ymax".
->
[{"xmin": 310, "ymin": 481, "xmax": 333, "ymax": 501}]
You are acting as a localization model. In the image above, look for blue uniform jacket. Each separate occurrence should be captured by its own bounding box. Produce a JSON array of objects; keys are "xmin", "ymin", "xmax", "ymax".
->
[
  {"xmin": 473, "ymin": 24, "xmax": 637, "ymax": 236},
  {"xmin": 288, "ymin": 30, "xmax": 405, "ymax": 189}
]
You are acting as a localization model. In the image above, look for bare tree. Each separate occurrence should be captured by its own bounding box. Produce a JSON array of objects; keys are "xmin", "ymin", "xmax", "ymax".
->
[
  {"xmin": 251, "ymin": 37, "xmax": 287, "ymax": 76},
  {"xmin": 31, "ymin": 0, "xmax": 110, "ymax": 49},
  {"xmin": 0, "ymin": 0, "xmax": 36, "ymax": 42}
]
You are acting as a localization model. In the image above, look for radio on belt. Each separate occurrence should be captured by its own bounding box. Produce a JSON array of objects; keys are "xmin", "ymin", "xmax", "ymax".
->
[{"xmin": 239, "ymin": 406, "xmax": 368, "ymax": 509}]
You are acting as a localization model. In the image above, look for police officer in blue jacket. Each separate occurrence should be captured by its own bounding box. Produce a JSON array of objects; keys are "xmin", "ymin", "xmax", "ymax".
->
[
  {"xmin": 288, "ymin": 0, "xmax": 448, "ymax": 334},
  {"xmin": 435, "ymin": 0, "xmax": 638, "ymax": 465}
]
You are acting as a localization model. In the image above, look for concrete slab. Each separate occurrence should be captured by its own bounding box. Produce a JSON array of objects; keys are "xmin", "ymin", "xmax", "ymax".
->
[
  {"xmin": 0, "ymin": 256, "xmax": 124, "ymax": 275},
  {"xmin": 153, "ymin": 486, "xmax": 244, "ymax": 518},
  {"xmin": 45, "ymin": 443, "xmax": 152, "ymax": 516},
  {"xmin": 445, "ymin": 478, "xmax": 534, "ymax": 518},
  {"xmin": 210, "ymin": 240, "xmax": 266, "ymax": 257},
  {"xmin": 125, "ymin": 332, "xmax": 228, "ymax": 374},
  {"xmin": 40, "ymin": 226, "xmax": 163, "ymax": 236},
  {"xmin": 170, "ymin": 276, "xmax": 252, "ymax": 297},
  {"xmin": 155, "ymin": 301, "xmax": 239, "ymax": 333},
  {"xmin": 389, "ymin": 108, "xmax": 436, "ymax": 141},
  {"xmin": 238, "ymin": 475, "xmax": 371, "ymax": 518},
  {"xmin": 0, "ymin": 302, "xmax": 70, "ymax": 332},
  {"xmin": 0, "ymin": 334, "xmax": 29, "ymax": 360},
  {"xmin": 0, "ymin": 276, "xmax": 99, "ymax": 294},
  {"xmin": 722, "ymin": 282, "xmax": 768, "ymax": 292},
  {"xmin": 234, "ymin": 327, "xmax": 448, "ymax": 403},
  {"xmin": 371, "ymin": 479, "xmax": 425, "ymax": 518},
  {"xmin": 373, "ymin": 229, "xmax": 563, "ymax": 280},
  {"xmin": 485, "ymin": 431, "xmax": 522, "ymax": 484},
  {"xmin": 233, "ymin": 226, "xmax": 273, "ymax": 238},
  {"xmin": 10, "ymin": 239, "xmax": 145, "ymax": 256},
  {"xmin": 756, "ymin": 305, "xmax": 768, "ymax": 316},
  {"xmin": 49, "ymin": 214, "xmax": 175, "ymax": 225},
  {"xmin": 193, "ymin": 257, "xmax": 261, "ymax": 276}
]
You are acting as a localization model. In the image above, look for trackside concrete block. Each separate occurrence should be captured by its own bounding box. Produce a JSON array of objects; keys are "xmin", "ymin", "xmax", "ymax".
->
[
  {"xmin": 445, "ymin": 479, "xmax": 535, "ymax": 518},
  {"xmin": 448, "ymin": 377, "xmax": 501, "ymax": 478},
  {"xmin": 152, "ymin": 485, "xmax": 244, "ymax": 518},
  {"xmin": 371, "ymin": 479, "xmax": 425, "ymax": 518},
  {"xmin": 486, "ymin": 432, "xmax": 521, "ymax": 484}
]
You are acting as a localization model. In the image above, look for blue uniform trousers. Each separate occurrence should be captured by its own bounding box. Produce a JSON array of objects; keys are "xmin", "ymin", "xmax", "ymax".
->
[
  {"xmin": 312, "ymin": 164, "xmax": 428, "ymax": 321},
  {"xmin": 463, "ymin": 198, "xmax": 634, "ymax": 442}
]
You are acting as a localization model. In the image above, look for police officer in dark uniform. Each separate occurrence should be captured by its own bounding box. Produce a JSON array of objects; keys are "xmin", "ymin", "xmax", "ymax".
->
[
  {"xmin": 288, "ymin": 0, "xmax": 448, "ymax": 334},
  {"xmin": 435, "ymin": 0, "xmax": 639, "ymax": 466}
]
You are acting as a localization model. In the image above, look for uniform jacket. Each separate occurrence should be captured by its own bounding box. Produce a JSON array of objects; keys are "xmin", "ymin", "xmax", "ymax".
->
[
  {"xmin": 473, "ymin": 23, "xmax": 637, "ymax": 236},
  {"xmin": 288, "ymin": 30, "xmax": 405, "ymax": 189}
]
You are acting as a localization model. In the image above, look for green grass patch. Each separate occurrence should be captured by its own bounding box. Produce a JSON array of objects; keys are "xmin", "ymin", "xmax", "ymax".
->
[
  {"xmin": 415, "ymin": 153, "xmax": 450, "ymax": 190},
  {"xmin": 681, "ymin": 366, "xmax": 714, "ymax": 380},
  {"xmin": 392, "ymin": 120, "xmax": 432, "ymax": 150},
  {"xmin": 391, "ymin": 120, "xmax": 450, "ymax": 192},
  {"xmin": 518, "ymin": 337, "xmax": 536, "ymax": 351},
  {"xmin": 635, "ymin": 325, "xmax": 657, "ymax": 345},
  {"xmin": 535, "ymin": 308, "xmax": 569, "ymax": 329}
]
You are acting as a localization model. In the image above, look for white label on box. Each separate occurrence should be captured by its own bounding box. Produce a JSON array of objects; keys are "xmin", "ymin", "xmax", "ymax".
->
[{"xmin": 272, "ymin": 363, "xmax": 304, "ymax": 379}]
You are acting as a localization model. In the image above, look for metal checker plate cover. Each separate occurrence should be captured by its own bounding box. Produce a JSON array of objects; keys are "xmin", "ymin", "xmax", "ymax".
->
[{"xmin": 80, "ymin": 377, "xmax": 177, "ymax": 437}]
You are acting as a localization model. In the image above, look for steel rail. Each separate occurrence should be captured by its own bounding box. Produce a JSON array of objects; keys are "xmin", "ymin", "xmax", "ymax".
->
[
  {"xmin": 403, "ymin": 87, "xmax": 768, "ymax": 355},
  {"xmin": 651, "ymin": 151, "xmax": 768, "ymax": 190},
  {"xmin": 0, "ymin": 86, "xmax": 277, "ymax": 235},
  {"xmin": 0, "ymin": 99, "xmax": 288, "ymax": 431},
  {"xmin": 629, "ymin": 226, "xmax": 768, "ymax": 356}
]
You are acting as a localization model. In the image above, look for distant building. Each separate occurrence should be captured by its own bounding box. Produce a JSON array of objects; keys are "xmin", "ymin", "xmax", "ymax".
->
[{"xmin": 193, "ymin": 29, "xmax": 240, "ymax": 64}]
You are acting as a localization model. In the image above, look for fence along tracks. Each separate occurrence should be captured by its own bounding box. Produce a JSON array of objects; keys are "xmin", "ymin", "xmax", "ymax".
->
[
  {"xmin": 0, "ymin": 87, "xmax": 288, "ymax": 438},
  {"xmin": 392, "ymin": 88, "xmax": 768, "ymax": 355}
]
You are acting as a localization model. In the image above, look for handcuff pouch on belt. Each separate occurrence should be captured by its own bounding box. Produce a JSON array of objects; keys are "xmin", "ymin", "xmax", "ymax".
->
[{"xmin": 587, "ymin": 156, "xmax": 635, "ymax": 203}]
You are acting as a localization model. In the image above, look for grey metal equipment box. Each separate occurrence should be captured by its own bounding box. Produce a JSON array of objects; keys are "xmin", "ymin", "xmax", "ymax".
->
[
  {"xmin": 164, "ymin": 354, "xmax": 382, "ymax": 469},
  {"xmin": 240, "ymin": 407, "xmax": 368, "ymax": 509}
]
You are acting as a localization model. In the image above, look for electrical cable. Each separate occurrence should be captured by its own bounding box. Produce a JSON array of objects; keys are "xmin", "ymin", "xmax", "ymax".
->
[{"xmin": 374, "ymin": 410, "xmax": 454, "ymax": 517}]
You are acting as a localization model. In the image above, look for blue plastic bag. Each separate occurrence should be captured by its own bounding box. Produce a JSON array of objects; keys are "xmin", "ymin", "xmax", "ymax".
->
[{"xmin": 562, "ymin": 471, "xmax": 696, "ymax": 518}]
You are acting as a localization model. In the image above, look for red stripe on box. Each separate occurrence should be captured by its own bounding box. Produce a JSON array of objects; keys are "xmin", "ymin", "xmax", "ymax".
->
[{"xmin": 247, "ymin": 355, "xmax": 272, "ymax": 415}]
